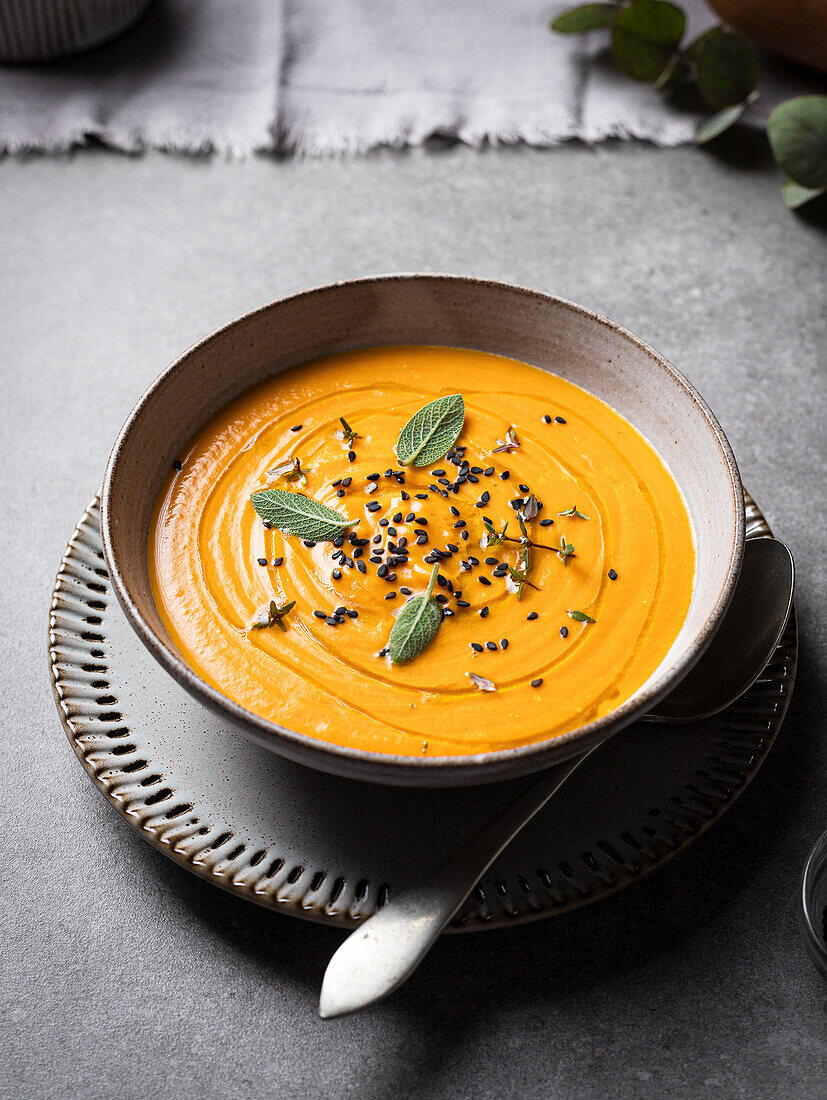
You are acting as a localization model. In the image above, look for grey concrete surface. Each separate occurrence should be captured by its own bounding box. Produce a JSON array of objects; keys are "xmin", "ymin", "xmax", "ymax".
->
[{"xmin": 1, "ymin": 143, "xmax": 825, "ymax": 1099}]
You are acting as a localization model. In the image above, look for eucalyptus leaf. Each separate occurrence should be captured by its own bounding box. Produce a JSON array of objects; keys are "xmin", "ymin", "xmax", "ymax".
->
[
  {"xmin": 781, "ymin": 179, "xmax": 827, "ymax": 209},
  {"xmin": 611, "ymin": 1, "xmax": 685, "ymax": 82},
  {"xmin": 683, "ymin": 25, "xmax": 723, "ymax": 63},
  {"xmin": 695, "ymin": 102, "xmax": 748, "ymax": 145},
  {"xmin": 696, "ymin": 32, "xmax": 758, "ymax": 110},
  {"xmin": 250, "ymin": 489, "xmax": 355, "ymax": 541},
  {"xmin": 396, "ymin": 394, "xmax": 465, "ymax": 467},
  {"xmin": 768, "ymin": 96, "xmax": 827, "ymax": 190},
  {"xmin": 551, "ymin": 3, "xmax": 617, "ymax": 33},
  {"xmin": 388, "ymin": 563, "xmax": 443, "ymax": 664}
]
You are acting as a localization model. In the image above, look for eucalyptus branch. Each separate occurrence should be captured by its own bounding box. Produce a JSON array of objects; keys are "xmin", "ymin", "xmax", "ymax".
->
[{"xmin": 551, "ymin": 3, "xmax": 827, "ymax": 209}]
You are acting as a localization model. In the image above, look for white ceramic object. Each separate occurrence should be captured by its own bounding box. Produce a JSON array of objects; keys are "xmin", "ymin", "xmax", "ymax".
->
[
  {"xmin": 49, "ymin": 495, "xmax": 795, "ymax": 930},
  {"xmin": 0, "ymin": 0, "xmax": 152, "ymax": 63},
  {"xmin": 100, "ymin": 276, "xmax": 745, "ymax": 786}
]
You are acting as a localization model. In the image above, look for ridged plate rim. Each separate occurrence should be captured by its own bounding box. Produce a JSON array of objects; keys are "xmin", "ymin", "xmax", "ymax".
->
[{"xmin": 49, "ymin": 493, "xmax": 797, "ymax": 931}]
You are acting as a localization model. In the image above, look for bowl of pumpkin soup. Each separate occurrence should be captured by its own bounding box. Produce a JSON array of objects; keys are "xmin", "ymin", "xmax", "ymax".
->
[{"xmin": 101, "ymin": 275, "xmax": 744, "ymax": 786}]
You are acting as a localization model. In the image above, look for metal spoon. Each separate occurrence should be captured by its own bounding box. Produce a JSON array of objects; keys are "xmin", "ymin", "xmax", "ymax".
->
[{"xmin": 319, "ymin": 536, "xmax": 794, "ymax": 1019}]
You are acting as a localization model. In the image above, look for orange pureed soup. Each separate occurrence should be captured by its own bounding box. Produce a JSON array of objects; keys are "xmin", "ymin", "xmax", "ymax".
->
[{"xmin": 149, "ymin": 346, "xmax": 695, "ymax": 756}]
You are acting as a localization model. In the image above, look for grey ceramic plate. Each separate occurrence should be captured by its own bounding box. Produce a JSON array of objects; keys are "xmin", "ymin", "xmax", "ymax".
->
[{"xmin": 50, "ymin": 494, "xmax": 796, "ymax": 931}]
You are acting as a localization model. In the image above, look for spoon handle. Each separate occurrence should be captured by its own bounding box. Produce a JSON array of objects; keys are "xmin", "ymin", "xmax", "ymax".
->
[{"xmin": 318, "ymin": 744, "xmax": 600, "ymax": 1018}]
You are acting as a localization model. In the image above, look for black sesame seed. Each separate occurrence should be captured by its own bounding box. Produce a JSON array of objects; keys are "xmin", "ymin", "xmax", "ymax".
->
[
  {"xmin": 461, "ymin": 530, "xmax": 469, "ymax": 541},
  {"xmin": 527, "ymin": 612, "xmax": 539, "ymax": 621},
  {"xmin": 325, "ymin": 616, "xmax": 337, "ymax": 626},
  {"xmin": 356, "ymin": 561, "xmax": 367, "ymax": 574},
  {"xmin": 370, "ymin": 555, "xmax": 382, "ymax": 564},
  {"xmin": 405, "ymin": 512, "xmax": 415, "ymax": 522},
  {"xmin": 510, "ymin": 498, "xmax": 524, "ymax": 509},
  {"xmin": 471, "ymin": 643, "xmax": 484, "ymax": 653},
  {"xmin": 257, "ymin": 557, "xmax": 268, "ymax": 566},
  {"xmin": 400, "ymin": 587, "xmax": 412, "ymax": 596},
  {"xmin": 519, "ymin": 484, "xmax": 530, "ymax": 494},
  {"xmin": 456, "ymin": 599, "xmax": 470, "ymax": 608},
  {"xmin": 416, "ymin": 493, "xmax": 429, "ymax": 500},
  {"xmin": 388, "ymin": 527, "xmax": 397, "ymax": 537},
  {"xmin": 385, "ymin": 592, "xmax": 397, "ymax": 600},
  {"xmin": 377, "ymin": 564, "xmax": 388, "ymax": 578},
  {"xmin": 500, "ymin": 471, "xmax": 510, "ymax": 480},
  {"xmin": 449, "ymin": 506, "xmax": 460, "ymax": 517},
  {"xmin": 173, "ymin": 459, "xmax": 183, "ymax": 471},
  {"xmin": 332, "ymin": 568, "xmax": 342, "ymax": 580},
  {"xmin": 484, "ymin": 467, "xmax": 495, "ymax": 476},
  {"xmin": 542, "ymin": 414, "xmax": 552, "ymax": 424},
  {"xmin": 435, "ymin": 594, "xmax": 448, "ymax": 604},
  {"xmin": 480, "ymin": 491, "xmax": 490, "ymax": 504},
  {"xmin": 560, "ymin": 626, "xmax": 568, "ymax": 637},
  {"xmin": 414, "ymin": 517, "xmax": 428, "ymax": 526},
  {"xmin": 479, "ymin": 577, "xmax": 491, "ymax": 586},
  {"xmin": 500, "ymin": 639, "xmax": 509, "ymax": 649},
  {"xmin": 291, "ymin": 424, "xmax": 302, "ymax": 432},
  {"xmin": 493, "ymin": 567, "xmax": 508, "ymax": 577},
  {"xmin": 480, "ymin": 607, "xmax": 490, "ymax": 618},
  {"xmin": 438, "ymin": 477, "xmax": 450, "ymax": 486},
  {"xmin": 347, "ymin": 609, "xmax": 358, "ymax": 618},
  {"xmin": 393, "ymin": 512, "xmax": 403, "ymax": 523},
  {"xmin": 443, "ymin": 608, "xmax": 454, "ymax": 618},
  {"xmin": 531, "ymin": 678, "xmax": 543, "ymax": 688},
  {"xmin": 272, "ymin": 557, "xmax": 284, "ymax": 567},
  {"xmin": 485, "ymin": 642, "xmax": 496, "ymax": 651},
  {"xmin": 353, "ymin": 547, "xmax": 363, "ymax": 558},
  {"xmin": 485, "ymin": 556, "xmax": 498, "ymax": 566},
  {"xmin": 398, "ymin": 536, "xmax": 408, "ymax": 548},
  {"xmin": 469, "ymin": 557, "xmax": 480, "ymax": 565},
  {"xmin": 416, "ymin": 532, "xmax": 429, "ymax": 545},
  {"xmin": 401, "ymin": 491, "xmax": 410, "ymax": 501},
  {"xmin": 314, "ymin": 610, "xmax": 326, "ymax": 619},
  {"xmin": 379, "ymin": 647, "xmax": 389, "ymax": 657},
  {"xmin": 366, "ymin": 501, "xmax": 380, "ymax": 513},
  {"xmin": 333, "ymin": 536, "xmax": 345, "ymax": 548},
  {"xmin": 447, "ymin": 543, "xmax": 458, "ymax": 553},
  {"xmin": 386, "ymin": 572, "xmax": 397, "ymax": 582},
  {"xmin": 262, "ymin": 521, "xmax": 272, "ymax": 530},
  {"xmin": 431, "ymin": 469, "xmax": 445, "ymax": 477},
  {"xmin": 555, "ymin": 416, "xmax": 566, "ymax": 424},
  {"xmin": 367, "ymin": 472, "xmax": 380, "ymax": 481},
  {"xmin": 453, "ymin": 520, "xmax": 466, "ymax": 528},
  {"xmin": 331, "ymin": 478, "xmax": 342, "ymax": 487},
  {"xmin": 302, "ymin": 540, "xmax": 317, "ymax": 548},
  {"xmin": 379, "ymin": 518, "xmax": 389, "ymax": 527},
  {"xmin": 345, "ymin": 557, "xmax": 354, "ymax": 568},
  {"xmin": 608, "ymin": 569, "xmax": 618, "ymax": 580},
  {"xmin": 342, "ymin": 477, "xmax": 352, "ymax": 488},
  {"xmin": 334, "ymin": 614, "xmax": 346, "ymax": 624},
  {"xmin": 337, "ymin": 489, "xmax": 345, "ymax": 498},
  {"xmin": 333, "ymin": 606, "xmax": 346, "ymax": 616},
  {"xmin": 347, "ymin": 451, "xmax": 356, "ymax": 462},
  {"xmin": 437, "ymin": 574, "xmax": 448, "ymax": 588},
  {"xmin": 540, "ymin": 518, "xmax": 554, "ymax": 527}
]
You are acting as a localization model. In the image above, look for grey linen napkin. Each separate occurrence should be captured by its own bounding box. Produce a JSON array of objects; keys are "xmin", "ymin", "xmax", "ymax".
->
[{"xmin": 0, "ymin": 0, "xmax": 817, "ymax": 155}]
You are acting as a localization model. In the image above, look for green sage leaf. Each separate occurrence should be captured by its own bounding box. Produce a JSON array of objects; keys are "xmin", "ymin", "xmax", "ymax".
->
[
  {"xmin": 250, "ymin": 489, "xmax": 355, "ymax": 541},
  {"xmin": 388, "ymin": 563, "xmax": 443, "ymax": 664},
  {"xmin": 695, "ymin": 102, "xmax": 748, "ymax": 145},
  {"xmin": 396, "ymin": 394, "xmax": 465, "ymax": 467},
  {"xmin": 551, "ymin": 3, "xmax": 617, "ymax": 33},
  {"xmin": 781, "ymin": 179, "xmax": 827, "ymax": 209},
  {"xmin": 611, "ymin": 1, "xmax": 685, "ymax": 82},
  {"xmin": 768, "ymin": 96, "xmax": 827, "ymax": 190},
  {"xmin": 696, "ymin": 32, "xmax": 758, "ymax": 110}
]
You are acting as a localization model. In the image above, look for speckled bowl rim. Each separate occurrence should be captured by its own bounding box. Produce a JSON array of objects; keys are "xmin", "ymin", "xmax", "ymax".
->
[{"xmin": 100, "ymin": 274, "xmax": 745, "ymax": 786}]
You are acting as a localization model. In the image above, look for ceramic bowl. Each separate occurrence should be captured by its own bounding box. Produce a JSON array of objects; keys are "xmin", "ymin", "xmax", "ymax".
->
[
  {"xmin": 101, "ymin": 275, "xmax": 745, "ymax": 787},
  {"xmin": 0, "ymin": 0, "xmax": 152, "ymax": 62}
]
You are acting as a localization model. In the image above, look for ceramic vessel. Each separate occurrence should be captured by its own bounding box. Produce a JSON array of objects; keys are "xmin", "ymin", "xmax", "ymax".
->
[
  {"xmin": 101, "ymin": 275, "xmax": 745, "ymax": 786},
  {"xmin": 0, "ymin": 0, "xmax": 152, "ymax": 63}
]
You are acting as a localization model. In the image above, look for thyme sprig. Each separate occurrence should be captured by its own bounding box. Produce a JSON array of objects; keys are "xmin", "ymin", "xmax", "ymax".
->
[
  {"xmin": 557, "ymin": 504, "xmax": 589, "ymax": 519},
  {"xmin": 557, "ymin": 535, "xmax": 576, "ymax": 566},
  {"xmin": 339, "ymin": 416, "xmax": 360, "ymax": 448},
  {"xmin": 493, "ymin": 426, "xmax": 520, "ymax": 454},
  {"xmin": 268, "ymin": 456, "xmax": 307, "ymax": 486},
  {"xmin": 251, "ymin": 600, "xmax": 296, "ymax": 632}
]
